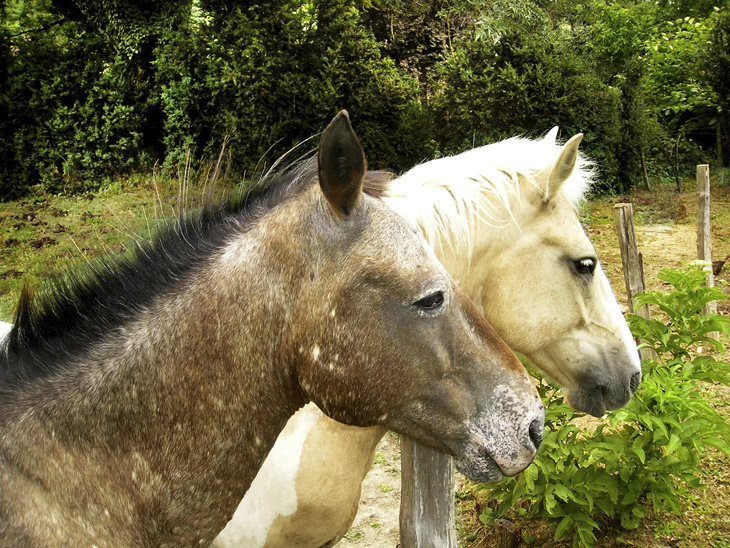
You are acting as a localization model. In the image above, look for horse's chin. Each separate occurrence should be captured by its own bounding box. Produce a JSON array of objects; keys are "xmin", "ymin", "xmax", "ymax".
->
[
  {"xmin": 454, "ymin": 412, "xmax": 542, "ymax": 483},
  {"xmin": 566, "ymin": 388, "xmax": 607, "ymax": 418},
  {"xmin": 566, "ymin": 379, "xmax": 640, "ymax": 418},
  {"xmin": 455, "ymin": 451, "xmax": 504, "ymax": 483}
]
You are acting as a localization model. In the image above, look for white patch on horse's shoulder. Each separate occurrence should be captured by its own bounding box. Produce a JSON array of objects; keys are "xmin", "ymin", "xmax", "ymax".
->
[{"xmin": 212, "ymin": 404, "xmax": 323, "ymax": 547}]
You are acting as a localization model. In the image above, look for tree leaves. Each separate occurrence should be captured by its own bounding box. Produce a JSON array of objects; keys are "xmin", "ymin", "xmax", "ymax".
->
[{"xmin": 2, "ymin": 0, "xmax": 728, "ymax": 199}]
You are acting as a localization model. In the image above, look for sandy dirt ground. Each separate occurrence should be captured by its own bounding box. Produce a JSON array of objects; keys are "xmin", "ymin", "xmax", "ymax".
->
[
  {"xmin": 338, "ymin": 432, "xmax": 403, "ymax": 547},
  {"xmin": 634, "ymin": 223, "xmax": 699, "ymax": 292}
]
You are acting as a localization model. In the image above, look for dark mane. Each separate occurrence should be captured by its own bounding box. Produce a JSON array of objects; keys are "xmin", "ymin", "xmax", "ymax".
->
[{"xmin": 0, "ymin": 152, "xmax": 392, "ymax": 395}]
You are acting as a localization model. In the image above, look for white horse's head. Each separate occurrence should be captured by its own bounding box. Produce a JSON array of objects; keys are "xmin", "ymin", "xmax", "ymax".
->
[{"xmin": 387, "ymin": 128, "xmax": 642, "ymax": 417}]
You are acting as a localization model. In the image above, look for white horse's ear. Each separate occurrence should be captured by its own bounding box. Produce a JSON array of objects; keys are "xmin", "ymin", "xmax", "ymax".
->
[
  {"xmin": 542, "ymin": 133, "xmax": 583, "ymax": 204},
  {"xmin": 544, "ymin": 127, "xmax": 559, "ymax": 145}
]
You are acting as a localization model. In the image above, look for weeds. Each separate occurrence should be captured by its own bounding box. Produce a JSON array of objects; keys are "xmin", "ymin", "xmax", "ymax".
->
[{"xmin": 473, "ymin": 264, "xmax": 730, "ymax": 548}]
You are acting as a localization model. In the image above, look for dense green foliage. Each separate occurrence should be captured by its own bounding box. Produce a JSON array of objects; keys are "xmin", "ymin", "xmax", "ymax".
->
[
  {"xmin": 2, "ymin": 0, "xmax": 729, "ymax": 199},
  {"xmin": 474, "ymin": 264, "xmax": 730, "ymax": 547}
]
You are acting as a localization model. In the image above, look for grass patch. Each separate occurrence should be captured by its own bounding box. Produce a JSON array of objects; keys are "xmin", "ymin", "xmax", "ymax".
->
[{"xmin": 0, "ymin": 172, "xmax": 234, "ymax": 321}]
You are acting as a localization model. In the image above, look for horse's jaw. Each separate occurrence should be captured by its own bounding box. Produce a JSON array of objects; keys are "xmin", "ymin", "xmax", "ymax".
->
[
  {"xmin": 510, "ymin": 264, "xmax": 643, "ymax": 418},
  {"xmin": 564, "ymin": 364, "xmax": 642, "ymax": 418}
]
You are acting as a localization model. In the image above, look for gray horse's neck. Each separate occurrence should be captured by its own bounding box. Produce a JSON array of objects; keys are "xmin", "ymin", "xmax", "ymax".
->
[{"xmin": 0, "ymin": 226, "xmax": 310, "ymax": 547}]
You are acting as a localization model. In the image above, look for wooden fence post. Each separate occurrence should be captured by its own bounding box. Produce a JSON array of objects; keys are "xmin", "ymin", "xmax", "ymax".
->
[
  {"xmin": 613, "ymin": 203, "xmax": 657, "ymax": 362},
  {"xmin": 400, "ymin": 438, "xmax": 457, "ymax": 548},
  {"xmin": 697, "ymin": 164, "xmax": 717, "ymax": 317}
]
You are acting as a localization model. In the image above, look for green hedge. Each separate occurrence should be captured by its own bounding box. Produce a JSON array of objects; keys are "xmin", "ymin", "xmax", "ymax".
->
[{"xmin": 2, "ymin": 0, "xmax": 722, "ymax": 199}]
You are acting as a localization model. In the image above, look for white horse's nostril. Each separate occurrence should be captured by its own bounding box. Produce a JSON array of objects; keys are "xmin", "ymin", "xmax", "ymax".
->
[{"xmin": 629, "ymin": 371, "xmax": 642, "ymax": 393}]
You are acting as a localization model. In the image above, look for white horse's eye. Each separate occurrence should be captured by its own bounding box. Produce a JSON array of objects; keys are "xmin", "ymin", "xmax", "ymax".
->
[{"xmin": 574, "ymin": 258, "xmax": 596, "ymax": 275}]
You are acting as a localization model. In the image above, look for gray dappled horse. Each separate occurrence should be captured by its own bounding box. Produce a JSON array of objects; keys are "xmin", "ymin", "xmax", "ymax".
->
[{"xmin": 0, "ymin": 112, "xmax": 543, "ymax": 547}]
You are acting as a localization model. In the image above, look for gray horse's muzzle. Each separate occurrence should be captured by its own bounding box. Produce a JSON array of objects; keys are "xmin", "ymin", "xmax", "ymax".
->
[{"xmin": 455, "ymin": 385, "xmax": 544, "ymax": 483}]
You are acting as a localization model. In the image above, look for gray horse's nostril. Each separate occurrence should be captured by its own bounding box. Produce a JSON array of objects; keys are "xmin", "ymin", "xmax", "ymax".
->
[
  {"xmin": 629, "ymin": 371, "xmax": 642, "ymax": 393},
  {"xmin": 528, "ymin": 418, "xmax": 543, "ymax": 451}
]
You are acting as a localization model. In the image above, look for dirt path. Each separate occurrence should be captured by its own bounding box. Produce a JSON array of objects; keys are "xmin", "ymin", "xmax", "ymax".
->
[
  {"xmin": 338, "ymin": 433, "xmax": 402, "ymax": 547},
  {"xmin": 636, "ymin": 223, "xmax": 699, "ymax": 288}
]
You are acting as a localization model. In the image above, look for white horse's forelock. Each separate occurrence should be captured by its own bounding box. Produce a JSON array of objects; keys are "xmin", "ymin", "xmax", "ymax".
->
[{"xmin": 386, "ymin": 132, "xmax": 595, "ymax": 253}]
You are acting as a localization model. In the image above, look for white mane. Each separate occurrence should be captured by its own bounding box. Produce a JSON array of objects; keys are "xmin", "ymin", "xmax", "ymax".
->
[{"xmin": 385, "ymin": 130, "xmax": 595, "ymax": 253}]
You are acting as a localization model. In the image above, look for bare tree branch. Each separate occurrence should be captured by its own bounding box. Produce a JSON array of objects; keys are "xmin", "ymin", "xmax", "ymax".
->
[{"xmin": 7, "ymin": 19, "xmax": 66, "ymax": 39}]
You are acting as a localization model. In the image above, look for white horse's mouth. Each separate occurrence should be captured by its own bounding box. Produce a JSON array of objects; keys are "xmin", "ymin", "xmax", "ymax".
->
[{"xmin": 566, "ymin": 367, "xmax": 642, "ymax": 417}]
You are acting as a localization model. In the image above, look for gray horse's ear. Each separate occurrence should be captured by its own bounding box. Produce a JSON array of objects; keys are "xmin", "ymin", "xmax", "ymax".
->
[
  {"xmin": 542, "ymin": 133, "xmax": 583, "ymax": 204},
  {"xmin": 318, "ymin": 110, "xmax": 366, "ymax": 218}
]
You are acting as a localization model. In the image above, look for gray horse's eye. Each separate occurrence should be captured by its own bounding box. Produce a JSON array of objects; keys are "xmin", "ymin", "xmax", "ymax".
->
[
  {"xmin": 574, "ymin": 258, "xmax": 596, "ymax": 275},
  {"xmin": 415, "ymin": 291, "xmax": 445, "ymax": 310}
]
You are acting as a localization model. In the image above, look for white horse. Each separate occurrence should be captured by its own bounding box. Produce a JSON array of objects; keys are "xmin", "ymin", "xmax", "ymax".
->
[{"xmin": 210, "ymin": 129, "xmax": 641, "ymax": 547}]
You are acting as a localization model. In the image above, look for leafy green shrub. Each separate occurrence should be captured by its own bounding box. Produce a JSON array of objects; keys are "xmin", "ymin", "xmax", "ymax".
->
[
  {"xmin": 427, "ymin": 5, "xmax": 647, "ymax": 193},
  {"xmin": 2, "ymin": 1, "xmax": 722, "ymax": 199},
  {"xmin": 1, "ymin": 13, "xmax": 151, "ymax": 198},
  {"xmin": 474, "ymin": 263, "xmax": 730, "ymax": 547}
]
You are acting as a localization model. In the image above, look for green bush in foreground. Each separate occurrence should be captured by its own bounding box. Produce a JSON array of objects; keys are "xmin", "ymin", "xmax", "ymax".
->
[{"xmin": 474, "ymin": 263, "xmax": 730, "ymax": 547}]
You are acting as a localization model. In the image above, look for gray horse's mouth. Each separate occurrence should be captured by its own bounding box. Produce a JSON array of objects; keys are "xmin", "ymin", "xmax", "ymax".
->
[
  {"xmin": 453, "ymin": 387, "xmax": 544, "ymax": 482},
  {"xmin": 454, "ymin": 448, "xmax": 504, "ymax": 483}
]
